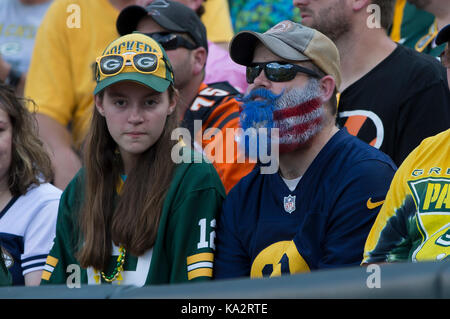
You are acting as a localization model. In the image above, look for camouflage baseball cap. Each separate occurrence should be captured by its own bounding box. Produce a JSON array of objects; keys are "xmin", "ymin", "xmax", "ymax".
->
[{"xmin": 229, "ymin": 20, "xmax": 342, "ymax": 90}]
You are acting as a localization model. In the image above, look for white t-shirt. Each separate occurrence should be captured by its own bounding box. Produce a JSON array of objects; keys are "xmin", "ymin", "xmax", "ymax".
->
[
  {"xmin": 281, "ymin": 175, "xmax": 302, "ymax": 192},
  {"xmin": 0, "ymin": 182, "xmax": 61, "ymax": 285}
]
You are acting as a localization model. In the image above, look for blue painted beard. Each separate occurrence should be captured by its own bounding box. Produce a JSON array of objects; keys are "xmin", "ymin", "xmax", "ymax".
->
[{"xmin": 238, "ymin": 81, "xmax": 324, "ymax": 158}]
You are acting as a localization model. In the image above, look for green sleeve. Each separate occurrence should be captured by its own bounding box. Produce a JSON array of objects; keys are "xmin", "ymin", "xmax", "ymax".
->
[
  {"xmin": 169, "ymin": 186, "xmax": 224, "ymax": 283},
  {"xmin": 149, "ymin": 157, "xmax": 226, "ymax": 284},
  {"xmin": 41, "ymin": 171, "xmax": 84, "ymax": 285}
]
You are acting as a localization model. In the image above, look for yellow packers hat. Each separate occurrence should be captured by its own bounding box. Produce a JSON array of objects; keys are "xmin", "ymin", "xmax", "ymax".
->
[{"xmin": 94, "ymin": 32, "xmax": 174, "ymax": 95}]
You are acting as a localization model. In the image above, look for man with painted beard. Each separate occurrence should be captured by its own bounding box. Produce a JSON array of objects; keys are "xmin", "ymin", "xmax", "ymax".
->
[{"xmin": 214, "ymin": 21, "xmax": 398, "ymax": 279}]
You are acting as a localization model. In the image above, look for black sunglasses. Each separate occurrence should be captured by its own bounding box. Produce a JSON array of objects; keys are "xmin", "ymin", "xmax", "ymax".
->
[
  {"xmin": 144, "ymin": 32, "xmax": 197, "ymax": 51},
  {"xmin": 246, "ymin": 61, "xmax": 320, "ymax": 84}
]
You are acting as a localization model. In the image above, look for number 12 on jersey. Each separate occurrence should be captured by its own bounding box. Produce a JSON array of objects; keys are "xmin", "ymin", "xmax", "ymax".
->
[{"xmin": 197, "ymin": 218, "xmax": 216, "ymax": 250}]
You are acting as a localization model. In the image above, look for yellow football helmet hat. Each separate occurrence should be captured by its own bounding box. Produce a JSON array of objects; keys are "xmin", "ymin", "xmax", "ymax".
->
[{"xmin": 94, "ymin": 32, "xmax": 174, "ymax": 95}]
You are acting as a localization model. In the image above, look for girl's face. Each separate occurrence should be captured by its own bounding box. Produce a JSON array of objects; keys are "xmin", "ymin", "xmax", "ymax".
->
[
  {"xmin": 0, "ymin": 108, "xmax": 12, "ymax": 186},
  {"xmin": 95, "ymin": 81, "xmax": 176, "ymax": 168}
]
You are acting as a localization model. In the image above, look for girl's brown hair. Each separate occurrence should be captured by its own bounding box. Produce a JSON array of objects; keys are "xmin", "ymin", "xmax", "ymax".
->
[
  {"xmin": 0, "ymin": 83, "xmax": 53, "ymax": 196},
  {"xmin": 77, "ymin": 85, "xmax": 179, "ymax": 270}
]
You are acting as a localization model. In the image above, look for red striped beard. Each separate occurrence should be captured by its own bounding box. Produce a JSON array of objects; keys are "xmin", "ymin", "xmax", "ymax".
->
[{"xmin": 273, "ymin": 95, "xmax": 324, "ymax": 153}]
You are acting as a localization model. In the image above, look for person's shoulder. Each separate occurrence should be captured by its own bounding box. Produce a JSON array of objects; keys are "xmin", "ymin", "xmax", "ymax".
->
[
  {"xmin": 173, "ymin": 147, "xmax": 226, "ymax": 194},
  {"xmin": 27, "ymin": 182, "xmax": 62, "ymax": 197},
  {"xmin": 58, "ymin": 168, "xmax": 86, "ymax": 210},
  {"xmin": 38, "ymin": 0, "xmax": 85, "ymax": 26},
  {"xmin": 418, "ymin": 128, "xmax": 450, "ymax": 148},
  {"xmin": 45, "ymin": 0, "xmax": 98, "ymax": 17},
  {"xmin": 194, "ymin": 82, "xmax": 242, "ymax": 130},
  {"xmin": 226, "ymin": 165, "xmax": 264, "ymax": 199},
  {"xmin": 46, "ymin": 0, "xmax": 78, "ymax": 11},
  {"xmin": 23, "ymin": 182, "xmax": 62, "ymax": 203},
  {"xmin": 9, "ymin": 183, "xmax": 61, "ymax": 220},
  {"xmin": 199, "ymin": 81, "xmax": 242, "ymax": 98},
  {"xmin": 394, "ymin": 44, "xmax": 445, "ymax": 79},
  {"xmin": 335, "ymin": 129, "xmax": 396, "ymax": 169},
  {"xmin": 407, "ymin": 128, "xmax": 450, "ymax": 160},
  {"xmin": 50, "ymin": 0, "xmax": 90, "ymax": 6}
]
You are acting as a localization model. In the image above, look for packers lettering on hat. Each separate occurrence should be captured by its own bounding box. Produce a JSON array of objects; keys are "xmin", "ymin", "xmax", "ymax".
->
[
  {"xmin": 94, "ymin": 32, "xmax": 174, "ymax": 95},
  {"xmin": 229, "ymin": 20, "xmax": 342, "ymax": 90}
]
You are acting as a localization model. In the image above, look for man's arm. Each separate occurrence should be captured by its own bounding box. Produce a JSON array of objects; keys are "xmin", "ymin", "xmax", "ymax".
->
[
  {"xmin": 35, "ymin": 114, "xmax": 81, "ymax": 190},
  {"xmin": 24, "ymin": 270, "xmax": 43, "ymax": 286}
]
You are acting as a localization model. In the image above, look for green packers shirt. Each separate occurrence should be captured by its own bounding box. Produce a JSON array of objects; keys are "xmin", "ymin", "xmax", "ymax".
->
[
  {"xmin": 390, "ymin": 0, "xmax": 445, "ymax": 57},
  {"xmin": 41, "ymin": 149, "xmax": 225, "ymax": 286},
  {"xmin": 363, "ymin": 129, "xmax": 450, "ymax": 263}
]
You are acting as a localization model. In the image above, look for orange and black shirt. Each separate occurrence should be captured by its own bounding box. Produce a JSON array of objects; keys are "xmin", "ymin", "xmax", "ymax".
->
[{"xmin": 181, "ymin": 82, "xmax": 255, "ymax": 193}]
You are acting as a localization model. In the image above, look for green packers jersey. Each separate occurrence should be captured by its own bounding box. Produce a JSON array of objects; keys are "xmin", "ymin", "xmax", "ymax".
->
[
  {"xmin": 363, "ymin": 129, "xmax": 450, "ymax": 263},
  {"xmin": 41, "ymin": 149, "xmax": 225, "ymax": 286},
  {"xmin": 390, "ymin": 0, "xmax": 445, "ymax": 57}
]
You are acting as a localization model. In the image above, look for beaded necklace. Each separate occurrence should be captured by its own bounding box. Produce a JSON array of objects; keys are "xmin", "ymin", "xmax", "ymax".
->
[{"xmin": 101, "ymin": 245, "xmax": 126, "ymax": 283}]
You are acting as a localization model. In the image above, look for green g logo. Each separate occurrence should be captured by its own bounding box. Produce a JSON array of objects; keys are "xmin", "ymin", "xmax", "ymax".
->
[
  {"xmin": 415, "ymin": 224, "xmax": 450, "ymax": 262},
  {"xmin": 435, "ymin": 228, "xmax": 450, "ymax": 247}
]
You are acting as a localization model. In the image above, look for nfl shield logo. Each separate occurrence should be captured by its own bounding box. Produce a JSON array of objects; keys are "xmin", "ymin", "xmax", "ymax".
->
[{"xmin": 284, "ymin": 195, "xmax": 296, "ymax": 214}]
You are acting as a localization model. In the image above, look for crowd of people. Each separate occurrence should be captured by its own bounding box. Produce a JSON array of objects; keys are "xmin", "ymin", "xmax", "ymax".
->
[{"xmin": 0, "ymin": 0, "xmax": 449, "ymax": 288}]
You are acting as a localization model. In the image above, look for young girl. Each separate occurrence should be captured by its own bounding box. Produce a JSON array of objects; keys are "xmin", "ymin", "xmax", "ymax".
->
[
  {"xmin": 41, "ymin": 33, "xmax": 225, "ymax": 286},
  {"xmin": 0, "ymin": 83, "xmax": 61, "ymax": 286}
]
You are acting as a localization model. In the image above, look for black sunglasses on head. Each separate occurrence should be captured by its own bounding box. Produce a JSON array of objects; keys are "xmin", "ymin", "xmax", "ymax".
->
[
  {"xmin": 144, "ymin": 32, "xmax": 198, "ymax": 51},
  {"xmin": 246, "ymin": 61, "xmax": 320, "ymax": 84}
]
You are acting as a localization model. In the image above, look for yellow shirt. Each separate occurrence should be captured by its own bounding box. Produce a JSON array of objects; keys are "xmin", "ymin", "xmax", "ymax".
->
[
  {"xmin": 24, "ymin": 0, "xmax": 120, "ymax": 148},
  {"xmin": 363, "ymin": 129, "xmax": 450, "ymax": 263},
  {"xmin": 202, "ymin": 0, "xmax": 234, "ymax": 43}
]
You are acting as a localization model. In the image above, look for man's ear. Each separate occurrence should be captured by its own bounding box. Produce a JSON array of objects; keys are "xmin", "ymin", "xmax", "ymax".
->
[
  {"xmin": 319, "ymin": 75, "xmax": 336, "ymax": 104},
  {"xmin": 191, "ymin": 46, "xmax": 208, "ymax": 76},
  {"xmin": 94, "ymin": 94, "xmax": 105, "ymax": 116},
  {"xmin": 351, "ymin": 0, "xmax": 370, "ymax": 11}
]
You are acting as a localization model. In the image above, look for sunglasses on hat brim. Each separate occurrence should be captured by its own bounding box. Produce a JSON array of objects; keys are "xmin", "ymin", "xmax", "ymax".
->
[
  {"xmin": 144, "ymin": 32, "xmax": 198, "ymax": 51},
  {"xmin": 95, "ymin": 52, "xmax": 173, "ymax": 82},
  {"xmin": 246, "ymin": 61, "xmax": 320, "ymax": 84}
]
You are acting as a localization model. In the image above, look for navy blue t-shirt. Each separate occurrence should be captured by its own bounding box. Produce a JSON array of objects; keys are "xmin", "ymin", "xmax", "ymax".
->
[{"xmin": 214, "ymin": 128, "xmax": 397, "ymax": 279}]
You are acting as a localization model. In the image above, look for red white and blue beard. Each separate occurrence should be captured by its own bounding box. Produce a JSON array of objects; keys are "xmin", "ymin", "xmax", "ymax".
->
[{"xmin": 239, "ymin": 79, "xmax": 324, "ymax": 155}]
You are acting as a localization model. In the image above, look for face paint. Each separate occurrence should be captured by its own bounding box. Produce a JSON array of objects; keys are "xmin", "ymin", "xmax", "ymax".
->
[
  {"xmin": 238, "ymin": 78, "xmax": 324, "ymax": 158},
  {"xmin": 238, "ymin": 88, "xmax": 282, "ymax": 160},
  {"xmin": 274, "ymin": 79, "xmax": 324, "ymax": 152}
]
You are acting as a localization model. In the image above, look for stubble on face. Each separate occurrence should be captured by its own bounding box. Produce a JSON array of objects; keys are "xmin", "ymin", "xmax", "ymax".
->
[{"xmin": 302, "ymin": 0, "xmax": 352, "ymax": 42}]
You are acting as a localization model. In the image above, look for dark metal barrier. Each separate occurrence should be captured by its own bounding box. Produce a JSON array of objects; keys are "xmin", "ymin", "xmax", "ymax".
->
[{"xmin": 0, "ymin": 261, "xmax": 448, "ymax": 299}]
